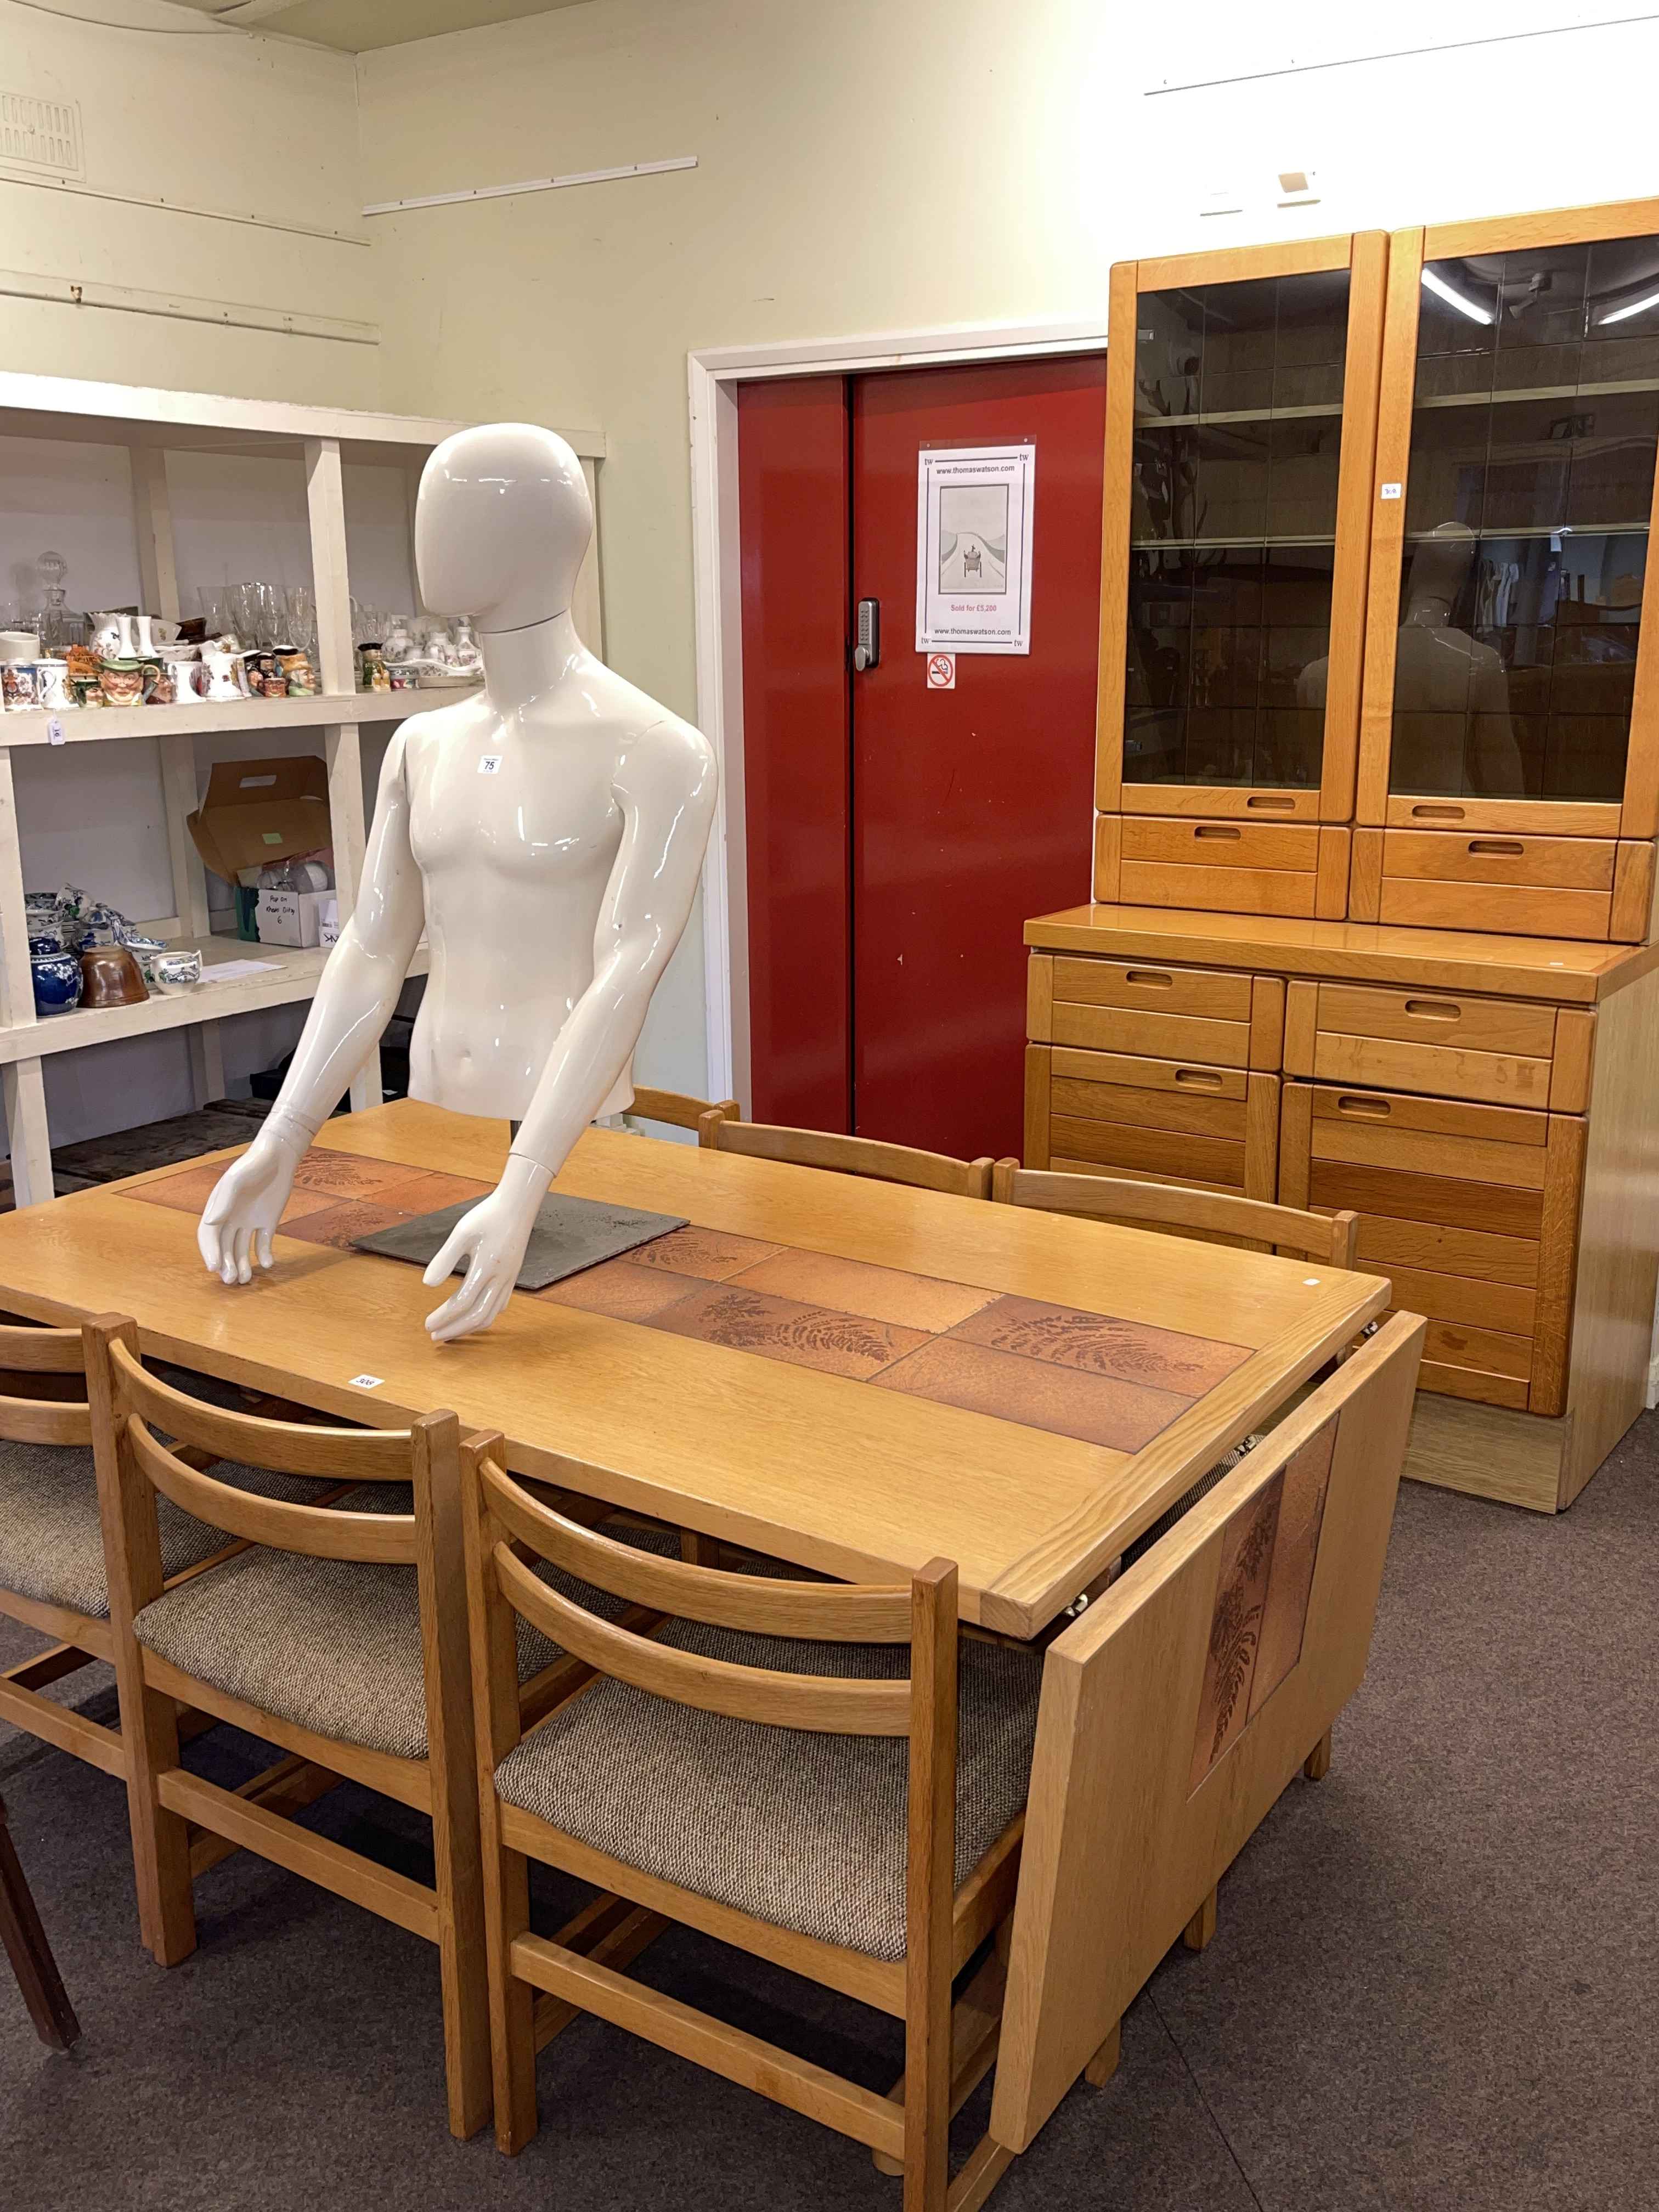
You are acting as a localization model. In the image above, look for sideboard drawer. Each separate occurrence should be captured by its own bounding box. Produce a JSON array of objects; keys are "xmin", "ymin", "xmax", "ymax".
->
[
  {"xmin": 1115, "ymin": 817, "xmax": 1347, "ymax": 921},
  {"xmin": 1278, "ymin": 1081, "xmax": 1585, "ymax": 1418},
  {"xmin": 1025, "ymin": 1044, "xmax": 1277, "ymax": 1198},
  {"xmin": 1370, "ymin": 827, "xmax": 1621, "ymax": 941},
  {"xmin": 1286, "ymin": 980, "xmax": 1559, "ymax": 1108},
  {"xmin": 1048, "ymin": 956, "xmax": 1252, "ymax": 1024}
]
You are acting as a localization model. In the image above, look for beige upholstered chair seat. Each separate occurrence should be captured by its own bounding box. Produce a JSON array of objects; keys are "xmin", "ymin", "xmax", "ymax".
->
[
  {"xmin": 493, "ymin": 1621, "xmax": 1044, "ymax": 1961},
  {"xmin": 134, "ymin": 1499, "xmax": 680, "ymax": 1761},
  {"xmin": 0, "ymin": 1436, "xmax": 335, "ymax": 1622}
]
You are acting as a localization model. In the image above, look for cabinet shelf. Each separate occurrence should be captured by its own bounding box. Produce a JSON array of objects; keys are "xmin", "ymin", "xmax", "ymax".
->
[
  {"xmin": 0, "ymin": 690, "xmax": 438, "ymax": 750},
  {"xmin": 0, "ymin": 931, "xmax": 431, "ymax": 1066},
  {"xmin": 1401, "ymin": 522, "xmax": 1651, "ymax": 542},
  {"xmin": 1415, "ymin": 376, "xmax": 1659, "ymax": 410},
  {"xmin": 1133, "ymin": 403, "xmax": 1344, "ymax": 429},
  {"xmin": 1130, "ymin": 534, "xmax": 1338, "ymax": 551}
]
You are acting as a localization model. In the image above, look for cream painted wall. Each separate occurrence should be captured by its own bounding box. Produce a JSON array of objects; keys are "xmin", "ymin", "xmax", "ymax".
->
[
  {"xmin": 356, "ymin": 0, "xmax": 1659, "ymax": 1094},
  {"xmin": 1, "ymin": 0, "xmax": 376, "ymax": 407}
]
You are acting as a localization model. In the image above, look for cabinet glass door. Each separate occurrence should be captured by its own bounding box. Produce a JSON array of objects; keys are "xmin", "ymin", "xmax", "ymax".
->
[
  {"xmin": 1369, "ymin": 221, "xmax": 1659, "ymax": 814},
  {"xmin": 1100, "ymin": 240, "xmax": 1383, "ymax": 822}
]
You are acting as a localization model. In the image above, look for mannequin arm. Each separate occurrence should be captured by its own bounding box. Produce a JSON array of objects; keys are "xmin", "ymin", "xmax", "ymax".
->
[
  {"xmin": 198, "ymin": 730, "xmax": 427, "ymax": 1283},
  {"xmin": 422, "ymin": 716, "xmax": 717, "ymax": 1340}
]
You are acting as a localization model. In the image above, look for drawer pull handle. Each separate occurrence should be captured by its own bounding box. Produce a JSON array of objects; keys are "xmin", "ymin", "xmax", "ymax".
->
[
  {"xmin": 1193, "ymin": 825, "xmax": 1242, "ymax": 841},
  {"xmin": 1335, "ymin": 1094, "xmax": 1391, "ymax": 1119},
  {"xmin": 1124, "ymin": 969, "xmax": 1173, "ymax": 989},
  {"xmin": 1469, "ymin": 838, "xmax": 1524, "ymax": 856},
  {"xmin": 1173, "ymin": 1068, "xmax": 1224, "ymax": 1090},
  {"xmin": 1245, "ymin": 794, "xmax": 1295, "ymax": 812},
  {"xmin": 1403, "ymin": 998, "xmax": 1460, "ymax": 1022},
  {"xmin": 1410, "ymin": 803, "xmax": 1466, "ymax": 820}
]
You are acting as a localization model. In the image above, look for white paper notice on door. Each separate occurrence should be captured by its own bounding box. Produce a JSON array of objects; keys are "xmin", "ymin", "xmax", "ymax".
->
[{"xmin": 916, "ymin": 443, "xmax": 1035, "ymax": 655}]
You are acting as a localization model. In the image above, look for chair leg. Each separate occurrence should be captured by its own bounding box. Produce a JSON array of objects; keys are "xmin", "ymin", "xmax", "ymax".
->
[
  {"xmin": 0, "ymin": 1796, "xmax": 81, "ymax": 2051},
  {"xmin": 1084, "ymin": 2018, "xmax": 1120, "ymax": 2087},
  {"xmin": 119, "ymin": 1671, "xmax": 197, "ymax": 1966},
  {"xmin": 486, "ymin": 1838, "xmax": 539, "ymax": 2155},
  {"xmin": 1182, "ymin": 1887, "xmax": 1217, "ymax": 1954},
  {"xmin": 432, "ymin": 1778, "xmax": 493, "ymax": 2141},
  {"xmin": 1304, "ymin": 1729, "xmax": 1333, "ymax": 1782}
]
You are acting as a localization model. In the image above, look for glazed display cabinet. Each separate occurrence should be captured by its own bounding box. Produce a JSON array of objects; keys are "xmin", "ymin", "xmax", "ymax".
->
[
  {"xmin": 1094, "ymin": 233, "xmax": 1387, "ymax": 916},
  {"xmin": 1355, "ymin": 203, "xmax": 1659, "ymax": 939},
  {"xmin": 1028, "ymin": 199, "xmax": 1659, "ymax": 1515}
]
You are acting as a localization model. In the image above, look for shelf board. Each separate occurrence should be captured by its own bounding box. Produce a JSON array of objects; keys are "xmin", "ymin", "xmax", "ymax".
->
[
  {"xmin": 1415, "ymin": 376, "xmax": 1659, "ymax": 411},
  {"xmin": 0, "ymin": 369, "xmax": 605, "ymax": 463},
  {"xmin": 0, "ymin": 932, "xmax": 430, "ymax": 1066},
  {"xmin": 1133, "ymin": 403, "xmax": 1343, "ymax": 429},
  {"xmin": 1130, "ymin": 535, "xmax": 1338, "ymax": 551},
  {"xmin": 0, "ymin": 690, "xmax": 446, "ymax": 748},
  {"xmin": 1401, "ymin": 523, "xmax": 1651, "ymax": 543}
]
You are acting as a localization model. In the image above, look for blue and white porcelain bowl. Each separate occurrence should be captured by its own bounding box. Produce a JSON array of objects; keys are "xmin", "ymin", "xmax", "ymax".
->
[{"xmin": 31, "ymin": 950, "xmax": 82, "ymax": 1016}]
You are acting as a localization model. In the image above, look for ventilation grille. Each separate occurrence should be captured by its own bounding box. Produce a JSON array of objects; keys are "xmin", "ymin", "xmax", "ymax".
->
[{"xmin": 0, "ymin": 90, "xmax": 82, "ymax": 178}]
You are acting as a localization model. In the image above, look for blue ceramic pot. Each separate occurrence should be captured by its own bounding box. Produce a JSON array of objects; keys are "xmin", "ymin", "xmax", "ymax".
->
[
  {"xmin": 31, "ymin": 950, "xmax": 82, "ymax": 1016},
  {"xmin": 27, "ymin": 930, "xmax": 64, "ymax": 956}
]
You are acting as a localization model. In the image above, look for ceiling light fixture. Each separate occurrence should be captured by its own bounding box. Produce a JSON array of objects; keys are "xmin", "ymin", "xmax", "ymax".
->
[
  {"xmin": 1420, "ymin": 268, "xmax": 1493, "ymax": 325},
  {"xmin": 1600, "ymin": 288, "xmax": 1659, "ymax": 326}
]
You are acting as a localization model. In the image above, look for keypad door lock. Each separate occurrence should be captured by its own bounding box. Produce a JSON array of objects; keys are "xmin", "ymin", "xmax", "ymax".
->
[{"xmin": 853, "ymin": 597, "xmax": 880, "ymax": 672}]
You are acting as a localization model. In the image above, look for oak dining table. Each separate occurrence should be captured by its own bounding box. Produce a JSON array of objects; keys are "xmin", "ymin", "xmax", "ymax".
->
[{"xmin": 0, "ymin": 1099, "xmax": 1388, "ymax": 1640}]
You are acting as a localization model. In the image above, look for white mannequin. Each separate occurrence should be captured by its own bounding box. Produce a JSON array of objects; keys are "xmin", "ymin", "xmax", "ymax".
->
[
  {"xmin": 1390, "ymin": 521, "xmax": 1522, "ymax": 795},
  {"xmin": 198, "ymin": 423, "xmax": 717, "ymax": 1342}
]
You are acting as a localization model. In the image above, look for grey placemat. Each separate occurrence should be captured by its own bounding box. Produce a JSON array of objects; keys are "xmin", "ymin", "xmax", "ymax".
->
[{"xmin": 351, "ymin": 1190, "xmax": 688, "ymax": 1291}]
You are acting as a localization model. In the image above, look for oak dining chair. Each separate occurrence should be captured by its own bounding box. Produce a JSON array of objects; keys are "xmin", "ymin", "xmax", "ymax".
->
[
  {"xmin": 700, "ymin": 1116, "xmax": 997, "ymax": 1200},
  {"xmin": 625, "ymin": 1085, "xmax": 738, "ymax": 1144},
  {"xmin": 990, "ymin": 1161, "xmax": 1359, "ymax": 1268},
  {"xmin": 0, "ymin": 1791, "xmax": 81, "ymax": 2051},
  {"xmin": 0, "ymin": 1319, "xmax": 345, "ymax": 1791},
  {"xmin": 460, "ymin": 1432, "xmax": 1044, "ymax": 2211},
  {"xmin": 82, "ymin": 1315, "xmax": 689, "ymax": 2141},
  {"xmin": 82, "ymin": 1316, "xmax": 496, "ymax": 2135}
]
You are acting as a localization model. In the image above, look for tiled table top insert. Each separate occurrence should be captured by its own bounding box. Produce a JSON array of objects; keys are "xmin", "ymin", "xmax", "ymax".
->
[{"xmin": 133, "ymin": 1148, "xmax": 1255, "ymax": 1454}]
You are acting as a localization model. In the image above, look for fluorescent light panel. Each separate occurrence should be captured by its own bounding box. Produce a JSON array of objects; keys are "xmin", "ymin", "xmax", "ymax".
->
[
  {"xmin": 1601, "ymin": 287, "xmax": 1659, "ymax": 326},
  {"xmin": 1420, "ymin": 268, "xmax": 1493, "ymax": 325}
]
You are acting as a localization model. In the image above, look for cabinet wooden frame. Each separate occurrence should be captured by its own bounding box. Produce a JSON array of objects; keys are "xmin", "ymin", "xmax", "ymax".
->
[
  {"xmin": 1096, "ymin": 232, "xmax": 1388, "ymax": 828},
  {"xmin": 1356, "ymin": 198, "xmax": 1659, "ymax": 841}
]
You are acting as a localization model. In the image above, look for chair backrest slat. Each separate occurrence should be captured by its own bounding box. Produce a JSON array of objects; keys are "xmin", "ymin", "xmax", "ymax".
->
[
  {"xmin": 0, "ymin": 1393, "xmax": 91, "ymax": 1447},
  {"xmin": 0, "ymin": 1323, "xmax": 87, "ymax": 1374},
  {"xmin": 706, "ymin": 1118, "xmax": 994, "ymax": 1199},
  {"xmin": 628, "ymin": 1085, "xmax": 738, "ymax": 1143},
  {"xmin": 992, "ymin": 1161, "xmax": 1358, "ymax": 1268},
  {"xmin": 109, "ymin": 1339, "xmax": 411, "ymax": 1479},
  {"xmin": 492, "ymin": 1542, "xmax": 912, "ymax": 1735},
  {"xmin": 127, "ymin": 1416, "xmax": 416, "ymax": 1564},
  {"xmin": 480, "ymin": 1459, "xmax": 912, "ymax": 1642}
]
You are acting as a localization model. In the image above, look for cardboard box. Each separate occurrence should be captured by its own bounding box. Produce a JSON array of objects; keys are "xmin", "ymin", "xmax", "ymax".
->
[
  {"xmin": 318, "ymin": 895, "xmax": 340, "ymax": 947},
  {"xmin": 187, "ymin": 756, "xmax": 331, "ymax": 887},
  {"xmin": 254, "ymin": 885, "xmax": 334, "ymax": 949}
]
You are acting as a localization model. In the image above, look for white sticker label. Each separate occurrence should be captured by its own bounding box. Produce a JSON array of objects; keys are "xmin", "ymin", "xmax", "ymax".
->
[
  {"xmin": 348, "ymin": 1373, "xmax": 383, "ymax": 1390},
  {"xmin": 46, "ymin": 716, "xmax": 65, "ymax": 746},
  {"xmin": 1380, "ymin": 482, "xmax": 1402, "ymax": 500},
  {"xmin": 926, "ymin": 653, "xmax": 957, "ymax": 690},
  {"xmin": 478, "ymin": 754, "xmax": 503, "ymax": 775}
]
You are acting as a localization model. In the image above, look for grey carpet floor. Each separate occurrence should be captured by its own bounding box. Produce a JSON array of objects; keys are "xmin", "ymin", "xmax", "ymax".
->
[{"xmin": 3, "ymin": 1420, "xmax": 1656, "ymax": 2212}]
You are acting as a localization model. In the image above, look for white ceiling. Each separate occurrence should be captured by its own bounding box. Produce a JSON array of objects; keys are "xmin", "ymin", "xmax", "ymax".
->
[{"xmin": 171, "ymin": 1, "xmax": 595, "ymax": 53}]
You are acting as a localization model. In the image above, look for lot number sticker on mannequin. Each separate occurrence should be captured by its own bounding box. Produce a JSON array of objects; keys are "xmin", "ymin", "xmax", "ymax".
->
[
  {"xmin": 927, "ymin": 654, "xmax": 956, "ymax": 690},
  {"xmin": 478, "ymin": 754, "xmax": 503, "ymax": 774}
]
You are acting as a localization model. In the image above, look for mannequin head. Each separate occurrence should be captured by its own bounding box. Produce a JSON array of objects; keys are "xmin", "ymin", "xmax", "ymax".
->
[
  {"xmin": 1403, "ymin": 520, "xmax": 1477, "ymax": 625},
  {"xmin": 415, "ymin": 422, "xmax": 592, "ymax": 634}
]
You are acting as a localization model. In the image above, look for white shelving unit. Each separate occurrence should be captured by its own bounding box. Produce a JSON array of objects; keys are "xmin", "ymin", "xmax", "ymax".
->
[{"xmin": 0, "ymin": 371, "xmax": 605, "ymax": 1206}]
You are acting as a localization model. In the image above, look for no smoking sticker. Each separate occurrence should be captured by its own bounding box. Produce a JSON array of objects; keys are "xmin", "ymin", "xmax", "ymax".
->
[{"xmin": 926, "ymin": 653, "xmax": 956, "ymax": 690}]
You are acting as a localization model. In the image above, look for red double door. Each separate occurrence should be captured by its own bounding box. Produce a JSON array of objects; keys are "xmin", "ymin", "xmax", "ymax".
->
[{"xmin": 738, "ymin": 355, "xmax": 1105, "ymax": 1161}]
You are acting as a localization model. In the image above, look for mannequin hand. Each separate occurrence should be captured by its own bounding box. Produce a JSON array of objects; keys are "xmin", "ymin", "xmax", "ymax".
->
[
  {"xmin": 198, "ymin": 1121, "xmax": 309, "ymax": 1286},
  {"xmin": 422, "ymin": 1154, "xmax": 551, "ymax": 1344}
]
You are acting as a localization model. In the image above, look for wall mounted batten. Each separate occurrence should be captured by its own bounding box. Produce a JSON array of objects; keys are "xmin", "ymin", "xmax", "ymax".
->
[{"xmin": 362, "ymin": 155, "xmax": 697, "ymax": 218}]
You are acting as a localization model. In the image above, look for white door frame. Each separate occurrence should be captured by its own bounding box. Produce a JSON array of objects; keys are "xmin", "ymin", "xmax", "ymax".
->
[{"xmin": 687, "ymin": 313, "xmax": 1110, "ymax": 1108}]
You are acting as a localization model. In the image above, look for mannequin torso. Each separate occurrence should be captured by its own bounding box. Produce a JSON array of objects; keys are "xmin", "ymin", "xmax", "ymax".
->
[{"xmin": 198, "ymin": 423, "xmax": 717, "ymax": 1341}]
